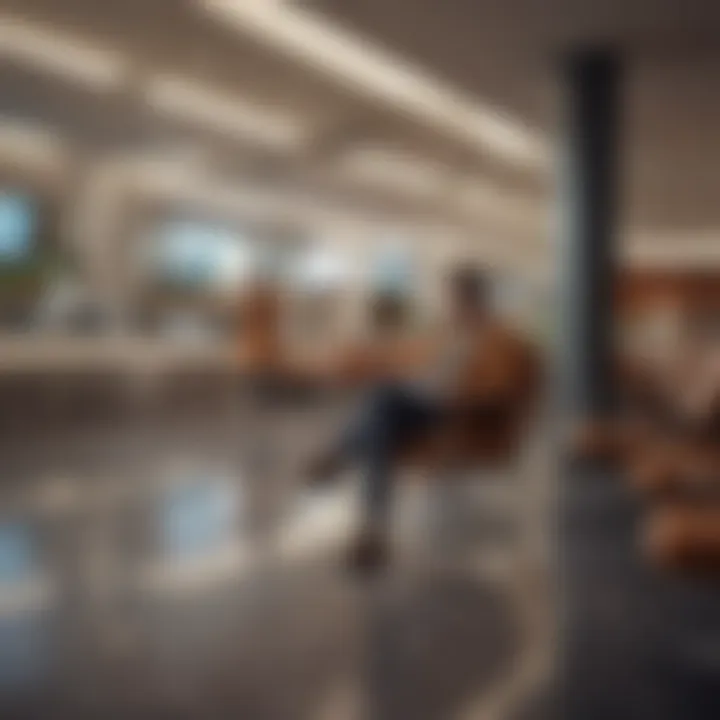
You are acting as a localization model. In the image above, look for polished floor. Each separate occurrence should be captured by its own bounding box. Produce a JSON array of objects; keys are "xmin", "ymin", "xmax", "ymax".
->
[{"xmin": 0, "ymin": 398, "xmax": 552, "ymax": 720}]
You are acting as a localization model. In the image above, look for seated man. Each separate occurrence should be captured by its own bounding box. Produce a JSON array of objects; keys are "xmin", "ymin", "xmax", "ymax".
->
[{"xmin": 305, "ymin": 266, "xmax": 532, "ymax": 573}]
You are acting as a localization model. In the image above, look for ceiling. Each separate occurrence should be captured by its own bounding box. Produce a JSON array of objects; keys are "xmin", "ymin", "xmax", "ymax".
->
[{"xmin": 0, "ymin": 0, "xmax": 719, "ymax": 269}]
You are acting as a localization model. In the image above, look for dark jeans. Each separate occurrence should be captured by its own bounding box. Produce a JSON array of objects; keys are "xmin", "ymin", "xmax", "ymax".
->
[{"xmin": 339, "ymin": 382, "xmax": 442, "ymax": 526}]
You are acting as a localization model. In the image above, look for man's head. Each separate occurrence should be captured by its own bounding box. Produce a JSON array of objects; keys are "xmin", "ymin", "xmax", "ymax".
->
[{"xmin": 447, "ymin": 265, "xmax": 491, "ymax": 323}]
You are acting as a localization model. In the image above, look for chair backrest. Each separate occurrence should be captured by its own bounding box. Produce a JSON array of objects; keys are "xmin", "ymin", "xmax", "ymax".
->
[
  {"xmin": 469, "ymin": 337, "xmax": 543, "ymax": 462},
  {"xmin": 239, "ymin": 285, "xmax": 282, "ymax": 368},
  {"xmin": 511, "ymin": 336, "xmax": 544, "ymax": 423},
  {"xmin": 419, "ymin": 334, "xmax": 544, "ymax": 467}
]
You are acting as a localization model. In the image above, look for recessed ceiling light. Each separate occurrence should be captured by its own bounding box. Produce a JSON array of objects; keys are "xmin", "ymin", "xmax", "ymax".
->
[
  {"xmin": 0, "ymin": 14, "xmax": 128, "ymax": 90},
  {"xmin": 337, "ymin": 148, "xmax": 450, "ymax": 197},
  {"xmin": 145, "ymin": 74, "xmax": 309, "ymax": 151},
  {"xmin": 457, "ymin": 179, "xmax": 544, "ymax": 227}
]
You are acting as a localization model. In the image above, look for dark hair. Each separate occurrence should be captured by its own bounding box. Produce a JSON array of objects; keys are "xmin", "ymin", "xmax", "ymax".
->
[{"xmin": 448, "ymin": 266, "xmax": 489, "ymax": 306}]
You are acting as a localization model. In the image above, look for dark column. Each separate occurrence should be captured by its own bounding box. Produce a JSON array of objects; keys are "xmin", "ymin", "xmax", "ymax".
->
[
  {"xmin": 555, "ymin": 48, "xmax": 691, "ymax": 720},
  {"xmin": 558, "ymin": 50, "xmax": 621, "ymax": 420}
]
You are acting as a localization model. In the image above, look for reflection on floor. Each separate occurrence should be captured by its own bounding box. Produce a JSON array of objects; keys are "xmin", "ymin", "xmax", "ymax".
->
[{"xmin": 0, "ymin": 404, "xmax": 552, "ymax": 719}]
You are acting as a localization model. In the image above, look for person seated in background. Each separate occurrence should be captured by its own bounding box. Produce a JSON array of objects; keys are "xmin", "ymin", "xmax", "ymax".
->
[
  {"xmin": 575, "ymin": 328, "xmax": 719, "ymax": 496},
  {"xmin": 669, "ymin": 339, "xmax": 720, "ymax": 437},
  {"xmin": 642, "ymin": 341, "xmax": 720, "ymax": 574},
  {"xmin": 304, "ymin": 266, "xmax": 535, "ymax": 573},
  {"xmin": 574, "ymin": 329, "xmax": 720, "ymax": 574}
]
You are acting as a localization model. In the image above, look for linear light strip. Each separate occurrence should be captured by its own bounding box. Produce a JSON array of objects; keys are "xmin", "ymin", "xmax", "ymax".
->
[
  {"xmin": 627, "ymin": 233, "xmax": 720, "ymax": 267},
  {"xmin": 337, "ymin": 148, "xmax": 451, "ymax": 197},
  {"xmin": 145, "ymin": 73, "xmax": 308, "ymax": 150},
  {"xmin": 0, "ymin": 14, "xmax": 127, "ymax": 90},
  {"xmin": 201, "ymin": 0, "xmax": 548, "ymax": 167}
]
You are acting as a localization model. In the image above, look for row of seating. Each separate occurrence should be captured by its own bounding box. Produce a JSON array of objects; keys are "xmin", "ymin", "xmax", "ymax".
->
[{"xmin": 576, "ymin": 356, "xmax": 720, "ymax": 575}]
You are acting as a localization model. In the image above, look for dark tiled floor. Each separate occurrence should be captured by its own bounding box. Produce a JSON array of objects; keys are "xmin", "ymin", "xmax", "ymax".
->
[
  {"xmin": 561, "ymin": 465, "xmax": 720, "ymax": 720},
  {"xmin": 0, "ymin": 406, "xmax": 534, "ymax": 720}
]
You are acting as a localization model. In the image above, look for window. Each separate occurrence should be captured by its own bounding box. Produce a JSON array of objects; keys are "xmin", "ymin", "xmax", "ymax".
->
[
  {"xmin": 146, "ymin": 220, "xmax": 255, "ymax": 294},
  {"xmin": 369, "ymin": 242, "xmax": 416, "ymax": 332},
  {"xmin": 0, "ymin": 521, "xmax": 36, "ymax": 587},
  {"xmin": 292, "ymin": 245, "xmax": 349, "ymax": 292},
  {"xmin": 135, "ymin": 219, "xmax": 256, "ymax": 341},
  {"xmin": 371, "ymin": 243, "xmax": 415, "ymax": 298},
  {"xmin": 0, "ymin": 192, "xmax": 50, "ymax": 331},
  {"xmin": 285, "ymin": 244, "xmax": 350, "ymax": 344},
  {"xmin": 0, "ymin": 193, "xmax": 36, "ymax": 264}
]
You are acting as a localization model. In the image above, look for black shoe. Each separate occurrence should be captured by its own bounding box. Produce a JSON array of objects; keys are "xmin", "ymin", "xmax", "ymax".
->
[
  {"xmin": 303, "ymin": 450, "xmax": 345, "ymax": 488},
  {"xmin": 345, "ymin": 529, "xmax": 390, "ymax": 577}
]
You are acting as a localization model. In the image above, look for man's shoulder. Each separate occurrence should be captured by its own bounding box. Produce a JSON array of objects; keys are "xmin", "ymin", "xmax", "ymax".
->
[
  {"xmin": 482, "ymin": 322, "xmax": 539, "ymax": 369},
  {"xmin": 480, "ymin": 319, "xmax": 524, "ymax": 346}
]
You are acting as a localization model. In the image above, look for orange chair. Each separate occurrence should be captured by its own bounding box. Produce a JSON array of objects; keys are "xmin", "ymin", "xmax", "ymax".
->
[
  {"xmin": 644, "ymin": 503, "xmax": 720, "ymax": 573},
  {"xmin": 237, "ymin": 284, "xmax": 283, "ymax": 373},
  {"xmin": 402, "ymin": 339, "xmax": 542, "ymax": 472}
]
